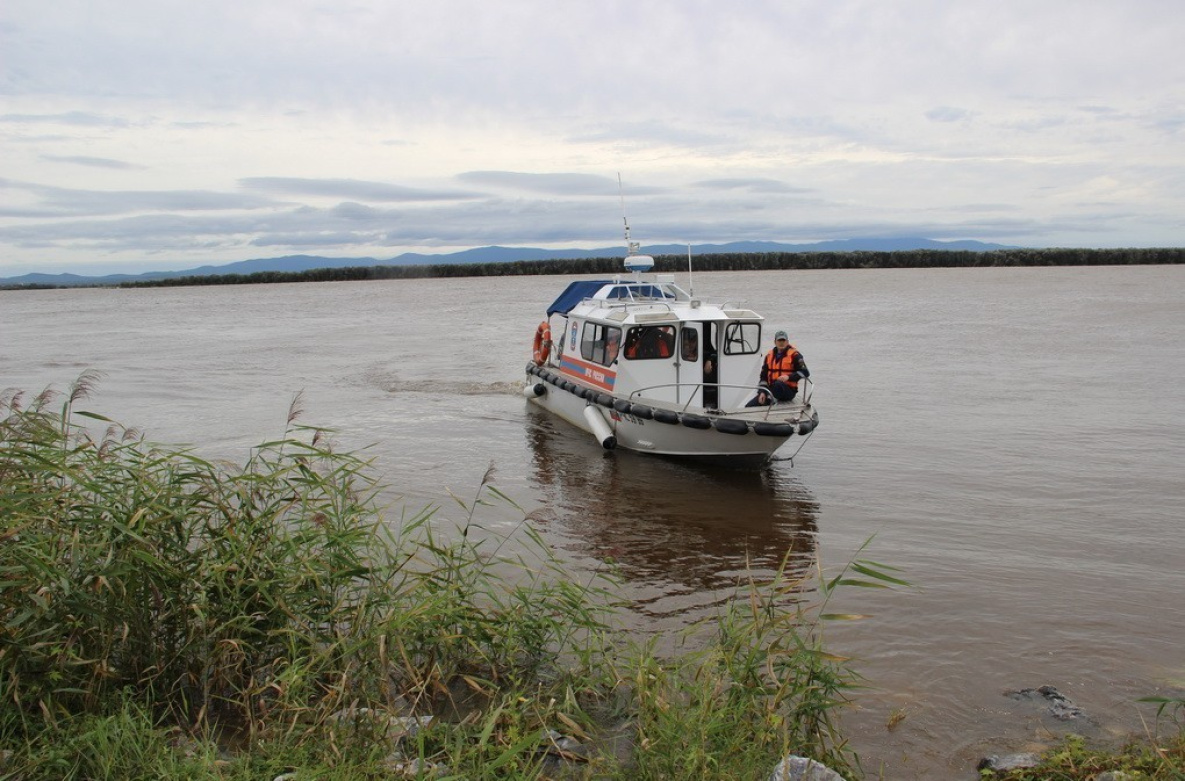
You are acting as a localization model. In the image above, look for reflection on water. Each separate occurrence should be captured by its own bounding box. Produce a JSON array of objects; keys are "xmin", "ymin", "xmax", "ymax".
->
[{"xmin": 524, "ymin": 407, "xmax": 819, "ymax": 620}]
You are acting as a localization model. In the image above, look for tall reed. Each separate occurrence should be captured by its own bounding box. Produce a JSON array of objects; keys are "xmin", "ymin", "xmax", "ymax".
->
[
  {"xmin": 0, "ymin": 376, "xmax": 607, "ymax": 728},
  {"xmin": 1, "ymin": 375, "xmax": 900, "ymax": 779}
]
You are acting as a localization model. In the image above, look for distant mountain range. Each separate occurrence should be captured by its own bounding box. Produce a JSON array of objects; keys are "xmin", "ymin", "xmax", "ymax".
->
[{"xmin": 0, "ymin": 237, "xmax": 1015, "ymax": 287}]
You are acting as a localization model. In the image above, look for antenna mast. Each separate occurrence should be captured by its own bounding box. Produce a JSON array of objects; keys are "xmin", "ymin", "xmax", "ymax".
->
[
  {"xmin": 618, "ymin": 173, "xmax": 639, "ymax": 256},
  {"xmin": 617, "ymin": 173, "xmax": 653, "ymax": 274}
]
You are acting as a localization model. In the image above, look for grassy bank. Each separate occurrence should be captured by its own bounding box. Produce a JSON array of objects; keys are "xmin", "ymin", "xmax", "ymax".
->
[
  {"xmin": 985, "ymin": 730, "xmax": 1185, "ymax": 780},
  {"xmin": 1, "ymin": 374, "xmax": 907, "ymax": 780}
]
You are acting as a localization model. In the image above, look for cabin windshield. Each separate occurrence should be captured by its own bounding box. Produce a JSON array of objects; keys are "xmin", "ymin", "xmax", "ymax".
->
[{"xmin": 603, "ymin": 283, "xmax": 688, "ymax": 302}]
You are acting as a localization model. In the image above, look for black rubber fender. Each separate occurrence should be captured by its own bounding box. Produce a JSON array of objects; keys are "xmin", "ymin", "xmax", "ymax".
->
[
  {"xmin": 797, "ymin": 418, "xmax": 817, "ymax": 435},
  {"xmin": 613, "ymin": 398, "xmax": 633, "ymax": 413},
  {"xmin": 652, "ymin": 408, "xmax": 680, "ymax": 425},
  {"xmin": 753, "ymin": 421, "xmax": 795, "ymax": 437},
  {"xmin": 596, "ymin": 393, "xmax": 615, "ymax": 408},
  {"xmin": 681, "ymin": 413, "xmax": 712, "ymax": 430},
  {"xmin": 713, "ymin": 417, "xmax": 750, "ymax": 435},
  {"xmin": 630, "ymin": 403, "xmax": 654, "ymax": 420}
]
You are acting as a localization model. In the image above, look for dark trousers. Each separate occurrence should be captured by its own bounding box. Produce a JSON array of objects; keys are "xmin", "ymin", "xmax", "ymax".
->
[{"xmin": 745, "ymin": 381, "xmax": 798, "ymax": 407}]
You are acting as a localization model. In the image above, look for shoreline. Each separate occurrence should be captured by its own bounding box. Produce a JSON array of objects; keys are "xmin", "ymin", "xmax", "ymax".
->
[{"xmin": 4, "ymin": 246, "xmax": 1184, "ymax": 290}]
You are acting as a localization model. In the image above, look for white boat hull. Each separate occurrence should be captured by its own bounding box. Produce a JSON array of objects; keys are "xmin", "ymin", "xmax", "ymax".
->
[{"xmin": 524, "ymin": 365, "xmax": 817, "ymax": 461}]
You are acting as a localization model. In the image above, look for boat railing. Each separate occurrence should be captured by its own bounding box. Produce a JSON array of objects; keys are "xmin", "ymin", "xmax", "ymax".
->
[
  {"xmin": 626, "ymin": 378, "xmax": 813, "ymax": 418},
  {"xmin": 598, "ymin": 299, "xmax": 679, "ymax": 314}
]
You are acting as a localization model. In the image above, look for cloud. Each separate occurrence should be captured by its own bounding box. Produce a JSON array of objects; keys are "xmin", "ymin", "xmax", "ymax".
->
[
  {"xmin": 692, "ymin": 179, "xmax": 813, "ymax": 195},
  {"xmin": 0, "ymin": 111, "xmax": 132, "ymax": 128},
  {"xmin": 2, "ymin": 0, "xmax": 1184, "ymax": 276},
  {"xmin": 0, "ymin": 179, "xmax": 275, "ymax": 217},
  {"xmin": 249, "ymin": 231, "xmax": 382, "ymax": 248},
  {"xmin": 239, "ymin": 177, "xmax": 475, "ymax": 202},
  {"xmin": 41, "ymin": 155, "xmax": 144, "ymax": 170},
  {"xmin": 925, "ymin": 107, "xmax": 974, "ymax": 124},
  {"xmin": 456, "ymin": 171, "xmax": 621, "ymax": 196}
]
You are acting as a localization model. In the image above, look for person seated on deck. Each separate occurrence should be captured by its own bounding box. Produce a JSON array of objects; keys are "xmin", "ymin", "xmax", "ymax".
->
[{"xmin": 746, "ymin": 330, "xmax": 809, "ymax": 406}]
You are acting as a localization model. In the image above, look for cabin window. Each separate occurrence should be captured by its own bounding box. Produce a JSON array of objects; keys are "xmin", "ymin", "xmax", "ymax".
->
[
  {"xmin": 680, "ymin": 328, "xmax": 699, "ymax": 361},
  {"xmin": 605, "ymin": 284, "xmax": 676, "ymax": 301},
  {"xmin": 723, "ymin": 322, "xmax": 761, "ymax": 355},
  {"xmin": 581, "ymin": 322, "xmax": 622, "ymax": 366},
  {"xmin": 623, "ymin": 325, "xmax": 676, "ymax": 360}
]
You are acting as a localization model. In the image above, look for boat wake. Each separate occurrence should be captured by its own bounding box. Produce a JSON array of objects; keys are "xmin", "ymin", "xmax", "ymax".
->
[{"xmin": 366, "ymin": 371, "xmax": 523, "ymax": 398}]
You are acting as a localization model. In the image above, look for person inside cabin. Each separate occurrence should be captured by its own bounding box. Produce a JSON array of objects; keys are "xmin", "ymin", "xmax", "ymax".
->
[
  {"xmin": 682, "ymin": 327, "xmax": 717, "ymax": 408},
  {"xmin": 704, "ymin": 342, "xmax": 719, "ymax": 409},
  {"xmin": 680, "ymin": 327, "xmax": 699, "ymax": 363},
  {"xmin": 746, "ymin": 330, "xmax": 809, "ymax": 406},
  {"xmin": 645, "ymin": 326, "xmax": 674, "ymax": 358},
  {"xmin": 623, "ymin": 329, "xmax": 640, "ymax": 359},
  {"xmin": 624, "ymin": 326, "xmax": 674, "ymax": 359},
  {"xmin": 605, "ymin": 330, "xmax": 620, "ymax": 364},
  {"xmin": 658, "ymin": 327, "xmax": 675, "ymax": 357}
]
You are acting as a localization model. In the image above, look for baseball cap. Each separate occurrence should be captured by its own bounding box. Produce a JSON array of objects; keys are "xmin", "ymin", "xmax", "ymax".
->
[{"xmin": 774, "ymin": 330, "xmax": 788, "ymax": 340}]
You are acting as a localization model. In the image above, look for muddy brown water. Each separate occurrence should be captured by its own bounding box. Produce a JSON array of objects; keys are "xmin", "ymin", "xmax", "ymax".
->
[{"xmin": 4, "ymin": 265, "xmax": 1183, "ymax": 778}]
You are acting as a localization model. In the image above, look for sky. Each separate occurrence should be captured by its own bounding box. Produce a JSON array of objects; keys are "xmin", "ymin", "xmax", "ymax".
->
[{"xmin": 2, "ymin": 1, "xmax": 1184, "ymax": 277}]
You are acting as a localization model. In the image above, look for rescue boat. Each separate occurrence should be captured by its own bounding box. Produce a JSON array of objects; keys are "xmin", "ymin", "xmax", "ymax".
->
[{"xmin": 523, "ymin": 239, "xmax": 819, "ymax": 464}]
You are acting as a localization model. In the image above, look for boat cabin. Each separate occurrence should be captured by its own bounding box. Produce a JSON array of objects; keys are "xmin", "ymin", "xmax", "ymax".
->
[{"xmin": 545, "ymin": 276, "xmax": 767, "ymax": 411}]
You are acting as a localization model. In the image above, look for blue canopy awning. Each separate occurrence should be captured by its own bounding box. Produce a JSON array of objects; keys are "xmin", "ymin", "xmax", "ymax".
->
[
  {"xmin": 546, "ymin": 280, "xmax": 678, "ymax": 317},
  {"xmin": 546, "ymin": 280, "xmax": 612, "ymax": 316}
]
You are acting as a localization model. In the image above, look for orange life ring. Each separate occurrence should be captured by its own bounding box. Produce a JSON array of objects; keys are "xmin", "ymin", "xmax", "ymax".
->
[{"xmin": 532, "ymin": 320, "xmax": 552, "ymax": 365}]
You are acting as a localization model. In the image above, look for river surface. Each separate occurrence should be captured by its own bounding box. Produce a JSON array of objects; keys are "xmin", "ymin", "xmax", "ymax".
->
[{"xmin": 3, "ymin": 266, "xmax": 1184, "ymax": 779}]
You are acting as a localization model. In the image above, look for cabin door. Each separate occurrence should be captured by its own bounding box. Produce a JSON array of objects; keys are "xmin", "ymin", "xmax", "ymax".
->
[
  {"xmin": 715, "ymin": 320, "xmax": 763, "ymax": 409},
  {"xmin": 677, "ymin": 323, "xmax": 705, "ymax": 407},
  {"xmin": 701, "ymin": 322, "xmax": 720, "ymax": 409}
]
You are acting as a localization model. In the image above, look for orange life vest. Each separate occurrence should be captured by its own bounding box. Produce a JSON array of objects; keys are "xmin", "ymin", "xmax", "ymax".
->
[{"xmin": 763, "ymin": 347, "xmax": 801, "ymax": 388}]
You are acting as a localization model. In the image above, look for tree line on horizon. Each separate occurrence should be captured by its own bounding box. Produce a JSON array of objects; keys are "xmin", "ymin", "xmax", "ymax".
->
[{"xmin": 6, "ymin": 247, "xmax": 1185, "ymax": 290}]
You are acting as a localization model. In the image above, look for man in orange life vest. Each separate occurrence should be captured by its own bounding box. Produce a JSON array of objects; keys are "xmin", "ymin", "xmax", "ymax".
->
[{"xmin": 746, "ymin": 330, "xmax": 809, "ymax": 406}]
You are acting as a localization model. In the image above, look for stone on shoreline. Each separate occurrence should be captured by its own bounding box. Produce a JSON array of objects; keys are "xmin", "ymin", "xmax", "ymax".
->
[
  {"xmin": 977, "ymin": 752, "xmax": 1041, "ymax": 773},
  {"xmin": 1006, "ymin": 685, "xmax": 1087, "ymax": 721},
  {"xmin": 768, "ymin": 755, "xmax": 847, "ymax": 781}
]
